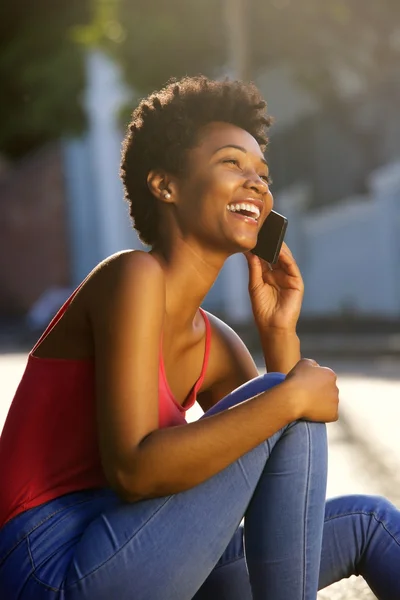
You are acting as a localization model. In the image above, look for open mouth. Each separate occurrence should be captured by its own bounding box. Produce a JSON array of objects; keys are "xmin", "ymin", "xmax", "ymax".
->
[{"xmin": 227, "ymin": 202, "xmax": 260, "ymax": 223}]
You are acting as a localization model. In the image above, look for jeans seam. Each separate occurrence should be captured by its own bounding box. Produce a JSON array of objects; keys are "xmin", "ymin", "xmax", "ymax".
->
[
  {"xmin": 302, "ymin": 422, "xmax": 311, "ymax": 600},
  {"xmin": 26, "ymin": 536, "xmax": 62, "ymax": 593},
  {"xmin": 324, "ymin": 510, "xmax": 400, "ymax": 546},
  {"xmin": 26, "ymin": 535, "xmax": 35, "ymax": 570},
  {"xmin": 64, "ymin": 495, "xmax": 173, "ymax": 590},
  {"xmin": 31, "ymin": 572, "xmax": 61, "ymax": 593}
]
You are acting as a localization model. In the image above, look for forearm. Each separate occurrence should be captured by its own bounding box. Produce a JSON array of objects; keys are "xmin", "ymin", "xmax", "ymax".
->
[
  {"xmin": 260, "ymin": 330, "xmax": 301, "ymax": 374},
  {"xmin": 116, "ymin": 379, "xmax": 301, "ymax": 501}
]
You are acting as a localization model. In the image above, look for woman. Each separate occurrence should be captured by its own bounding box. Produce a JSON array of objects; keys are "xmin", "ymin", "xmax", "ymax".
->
[{"xmin": 0, "ymin": 76, "xmax": 399, "ymax": 600}]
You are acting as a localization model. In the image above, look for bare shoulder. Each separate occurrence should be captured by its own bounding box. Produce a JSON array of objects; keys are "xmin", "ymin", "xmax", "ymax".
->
[
  {"xmin": 91, "ymin": 249, "xmax": 163, "ymax": 284},
  {"xmin": 85, "ymin": 250, "xmax": 164, "ymax": 308}
]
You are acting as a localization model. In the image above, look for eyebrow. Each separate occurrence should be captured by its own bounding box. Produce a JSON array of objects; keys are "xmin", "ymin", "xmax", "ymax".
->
[{"xmin": 213, "ymin": 144, "xmax": 268, "ymax": 167}]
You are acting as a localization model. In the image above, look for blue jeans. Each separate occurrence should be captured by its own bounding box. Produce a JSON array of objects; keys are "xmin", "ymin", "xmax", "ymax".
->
[{"xmin": 1, "ymin": 373, "xmax": 400, "ymax": 599}]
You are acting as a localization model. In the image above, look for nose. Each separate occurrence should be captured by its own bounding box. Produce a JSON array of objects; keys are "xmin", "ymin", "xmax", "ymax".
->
[{"xmin": 243, "ymin": 171, "xmax": 268, "ymax": 195}]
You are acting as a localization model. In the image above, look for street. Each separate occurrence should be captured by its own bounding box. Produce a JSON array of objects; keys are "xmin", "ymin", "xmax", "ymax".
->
[{"xmin": 2, "ymin": 352, "xmax": 400, "ymax": 599}]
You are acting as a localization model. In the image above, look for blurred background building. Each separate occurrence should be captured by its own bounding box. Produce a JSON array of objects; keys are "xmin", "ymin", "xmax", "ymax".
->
[{"xmin": 1, "ymin": 0, "xmax": 400, "ymax": 343}]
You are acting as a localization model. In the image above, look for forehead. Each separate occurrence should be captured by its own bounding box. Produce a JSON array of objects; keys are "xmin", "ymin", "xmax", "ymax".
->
[{"xmin": 195, "ymin": 121, "xmax": 264, "ymax": 160}]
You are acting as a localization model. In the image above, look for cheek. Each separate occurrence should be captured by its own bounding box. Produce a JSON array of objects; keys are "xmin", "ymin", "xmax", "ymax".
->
[
  {"xmin": 179, "ymin": 168, "xmax": 238, "ymax": 223},
  {"xmin": 266, "ymin": 189, "xmax": 274, "ymax": 209},
  {"xmin": 213, "ymin": 167, "xmax": 240, "ymax": 191}
]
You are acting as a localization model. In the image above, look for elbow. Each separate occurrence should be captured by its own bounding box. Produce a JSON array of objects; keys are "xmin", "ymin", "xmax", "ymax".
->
[
  {"xmin": 101, "ymin": 436, "xmax": 184, "ymax": 502},
  {"xmin": 110, "ymin": 465, "xmax": 185, "ymax": 502},
  {"xmin": 110, "ymin": 466, "xmax": 150, "ymax": 503},
  {"xmin": 102, "ymin": 442, "xmax": 157, "ymax": 503},
  {"xmin": 102, "ymin": 453, "xmax": 150, "ymax": 503}
]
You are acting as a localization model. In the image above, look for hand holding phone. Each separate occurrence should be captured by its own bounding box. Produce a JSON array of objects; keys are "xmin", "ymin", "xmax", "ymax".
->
[
  {"xmin": 251, "ymin": 210, "xmax": 288, "ymax": 264},
  {"xmin": 246, "ymin": 210, "xmax": 303, "ymax": 347}
]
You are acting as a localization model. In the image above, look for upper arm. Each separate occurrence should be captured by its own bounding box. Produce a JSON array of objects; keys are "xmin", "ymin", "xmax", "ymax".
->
[
  {"xmin": 197, "ymin": 314, "xmax": 259, "ymax": 412},
  {"xmin": 88, "ymin": 251, "xmax": 165, "ymax": 490}
]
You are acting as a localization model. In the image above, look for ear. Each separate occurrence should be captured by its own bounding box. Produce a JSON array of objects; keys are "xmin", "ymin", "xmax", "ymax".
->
[{"xmin": 147, "ymin": 170, "xmax": 178, "ymax": 205}]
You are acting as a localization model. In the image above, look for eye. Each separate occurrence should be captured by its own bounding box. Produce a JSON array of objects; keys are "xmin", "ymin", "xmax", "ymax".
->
[
  {"xmin": 261, "ymin": 174, "xmax": 273, "ymax": 185},
  {"xmin": 223, "ymin": 158, "xmax": 241, "ymax": 167}
]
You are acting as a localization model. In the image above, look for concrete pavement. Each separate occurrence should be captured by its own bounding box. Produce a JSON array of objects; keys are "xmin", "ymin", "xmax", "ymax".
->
[{"xmin": 335, "ymin": 359, "xmax": 400, "ymax": 489}]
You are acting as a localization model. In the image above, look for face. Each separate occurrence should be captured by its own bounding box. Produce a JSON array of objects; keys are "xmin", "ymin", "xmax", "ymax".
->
[{"xmin": 171, "ymin": 121, "xmax": 274, "ymax": 255}]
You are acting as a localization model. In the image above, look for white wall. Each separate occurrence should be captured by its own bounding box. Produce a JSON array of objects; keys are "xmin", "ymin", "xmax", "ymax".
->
[
  {"xmin": 64, "ymin": 51, "xmax": 142, "ymax": 287},
  {"xmin": 84, "ymin": 51, "xmax": 139, "ymax": 259},
  {"xmin": 299, "ymin": 161, "xmax": 400, "ymax": 317}
]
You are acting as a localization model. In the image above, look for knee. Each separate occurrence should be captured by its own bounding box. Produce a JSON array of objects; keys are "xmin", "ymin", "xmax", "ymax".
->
[
  {"xmin": 201, "ymin": 372, "xmax": 286, "ymax": 419},
  {"xmin": 226, "ymin": 371, "xmax": 287, "ymax": 401},
  {"xmin": 326, "ymin": 494, "xmax": 399, "ymax": 531},
  {"xmin": 261, "ymin": 372, "xmax": 286, "ymax": 388},
  {"xmin": 358, "ymin": 495, "xmax": 398, "ymax": 521},
  {"xmin": 240, "ymin": 372, "xmax": 286, "ymax": 401},
  {"xmin": 286, "ymin": 419, "xmax": 327, "ymax": 449}
]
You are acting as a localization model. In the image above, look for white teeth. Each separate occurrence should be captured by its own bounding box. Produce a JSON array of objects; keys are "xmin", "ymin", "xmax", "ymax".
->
[{"xmin": 227, "ymin": 203, "xmax": 260, "ymax": 220}]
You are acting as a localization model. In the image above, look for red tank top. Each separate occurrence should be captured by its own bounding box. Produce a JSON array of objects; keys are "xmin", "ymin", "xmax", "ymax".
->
[{"xmin": 0, "ymin": 288, "xmax": 211, "ymax": 528}]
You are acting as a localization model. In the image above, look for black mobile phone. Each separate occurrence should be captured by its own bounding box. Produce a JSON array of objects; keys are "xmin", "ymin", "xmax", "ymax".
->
[{"xmin": 251, "ymin": 210, "xmax": 288, "ymax": 264}]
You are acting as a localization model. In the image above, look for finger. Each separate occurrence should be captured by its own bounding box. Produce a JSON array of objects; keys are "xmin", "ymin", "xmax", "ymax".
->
[
  {"xmin": 259, "ymin": 258, "xmax": 274, "ymax": 276},
  {"xmin": 281, "ymin": 242, "xmax": 293, "ymax": 257},
  {"xmin": 274, "ymin": 248, "xmax": 302, "ymax": 277},
  {"xmin": 245, "ymin": 252, "xmax": 274, "ymax": 280},
  {"xmin": 245, "ymin": 252, "xmax": 264, "ymax": 289},
  {"xmin": 319, "ymin": 366, "xmax": 338, "ymax": 380},
  {"xmin": 301, "ymin": 358, "xmax": 320, "ymax": 367}
]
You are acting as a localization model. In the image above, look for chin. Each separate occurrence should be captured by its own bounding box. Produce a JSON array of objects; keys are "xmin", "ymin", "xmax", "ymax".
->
[{"xmin": 225, "ymin": 235, "xmax": 256, "ymax": 255}]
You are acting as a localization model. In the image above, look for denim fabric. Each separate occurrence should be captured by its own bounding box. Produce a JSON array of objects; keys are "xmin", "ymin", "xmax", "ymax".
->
[{"xmin": 1, "ymin": 373, "xmax": 400, "ymax": 599}]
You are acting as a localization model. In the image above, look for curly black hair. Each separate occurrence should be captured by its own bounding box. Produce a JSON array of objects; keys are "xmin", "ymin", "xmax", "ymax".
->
[{"xmin": 120, "ymin": 75, "xmax": 272, "ymax": 247}]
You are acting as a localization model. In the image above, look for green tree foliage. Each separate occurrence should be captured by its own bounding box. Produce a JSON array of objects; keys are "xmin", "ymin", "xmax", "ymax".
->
[
  {"xmin": 0, "ymin": 0, "xmax": 90, "ymax": 158},
  {"xmin": 115, "ymin": 0, "xmax": 226, "ymax": 97}
]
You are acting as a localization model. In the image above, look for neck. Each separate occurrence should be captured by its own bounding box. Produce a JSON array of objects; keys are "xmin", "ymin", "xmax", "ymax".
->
[{"xmin": 151, "ymin": 237, "xmax": 228, "ymax": 330}]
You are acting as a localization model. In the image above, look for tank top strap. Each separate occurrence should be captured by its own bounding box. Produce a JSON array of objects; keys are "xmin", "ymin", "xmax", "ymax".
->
[{"xmin": 30, "ymin": 280, "xmax": 86, "ymax": 355}]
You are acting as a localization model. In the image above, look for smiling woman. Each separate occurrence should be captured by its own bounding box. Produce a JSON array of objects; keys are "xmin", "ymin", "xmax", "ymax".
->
[{"xmin": 1, "ymin": 75, "xmax": 400, "ymax": 600}]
